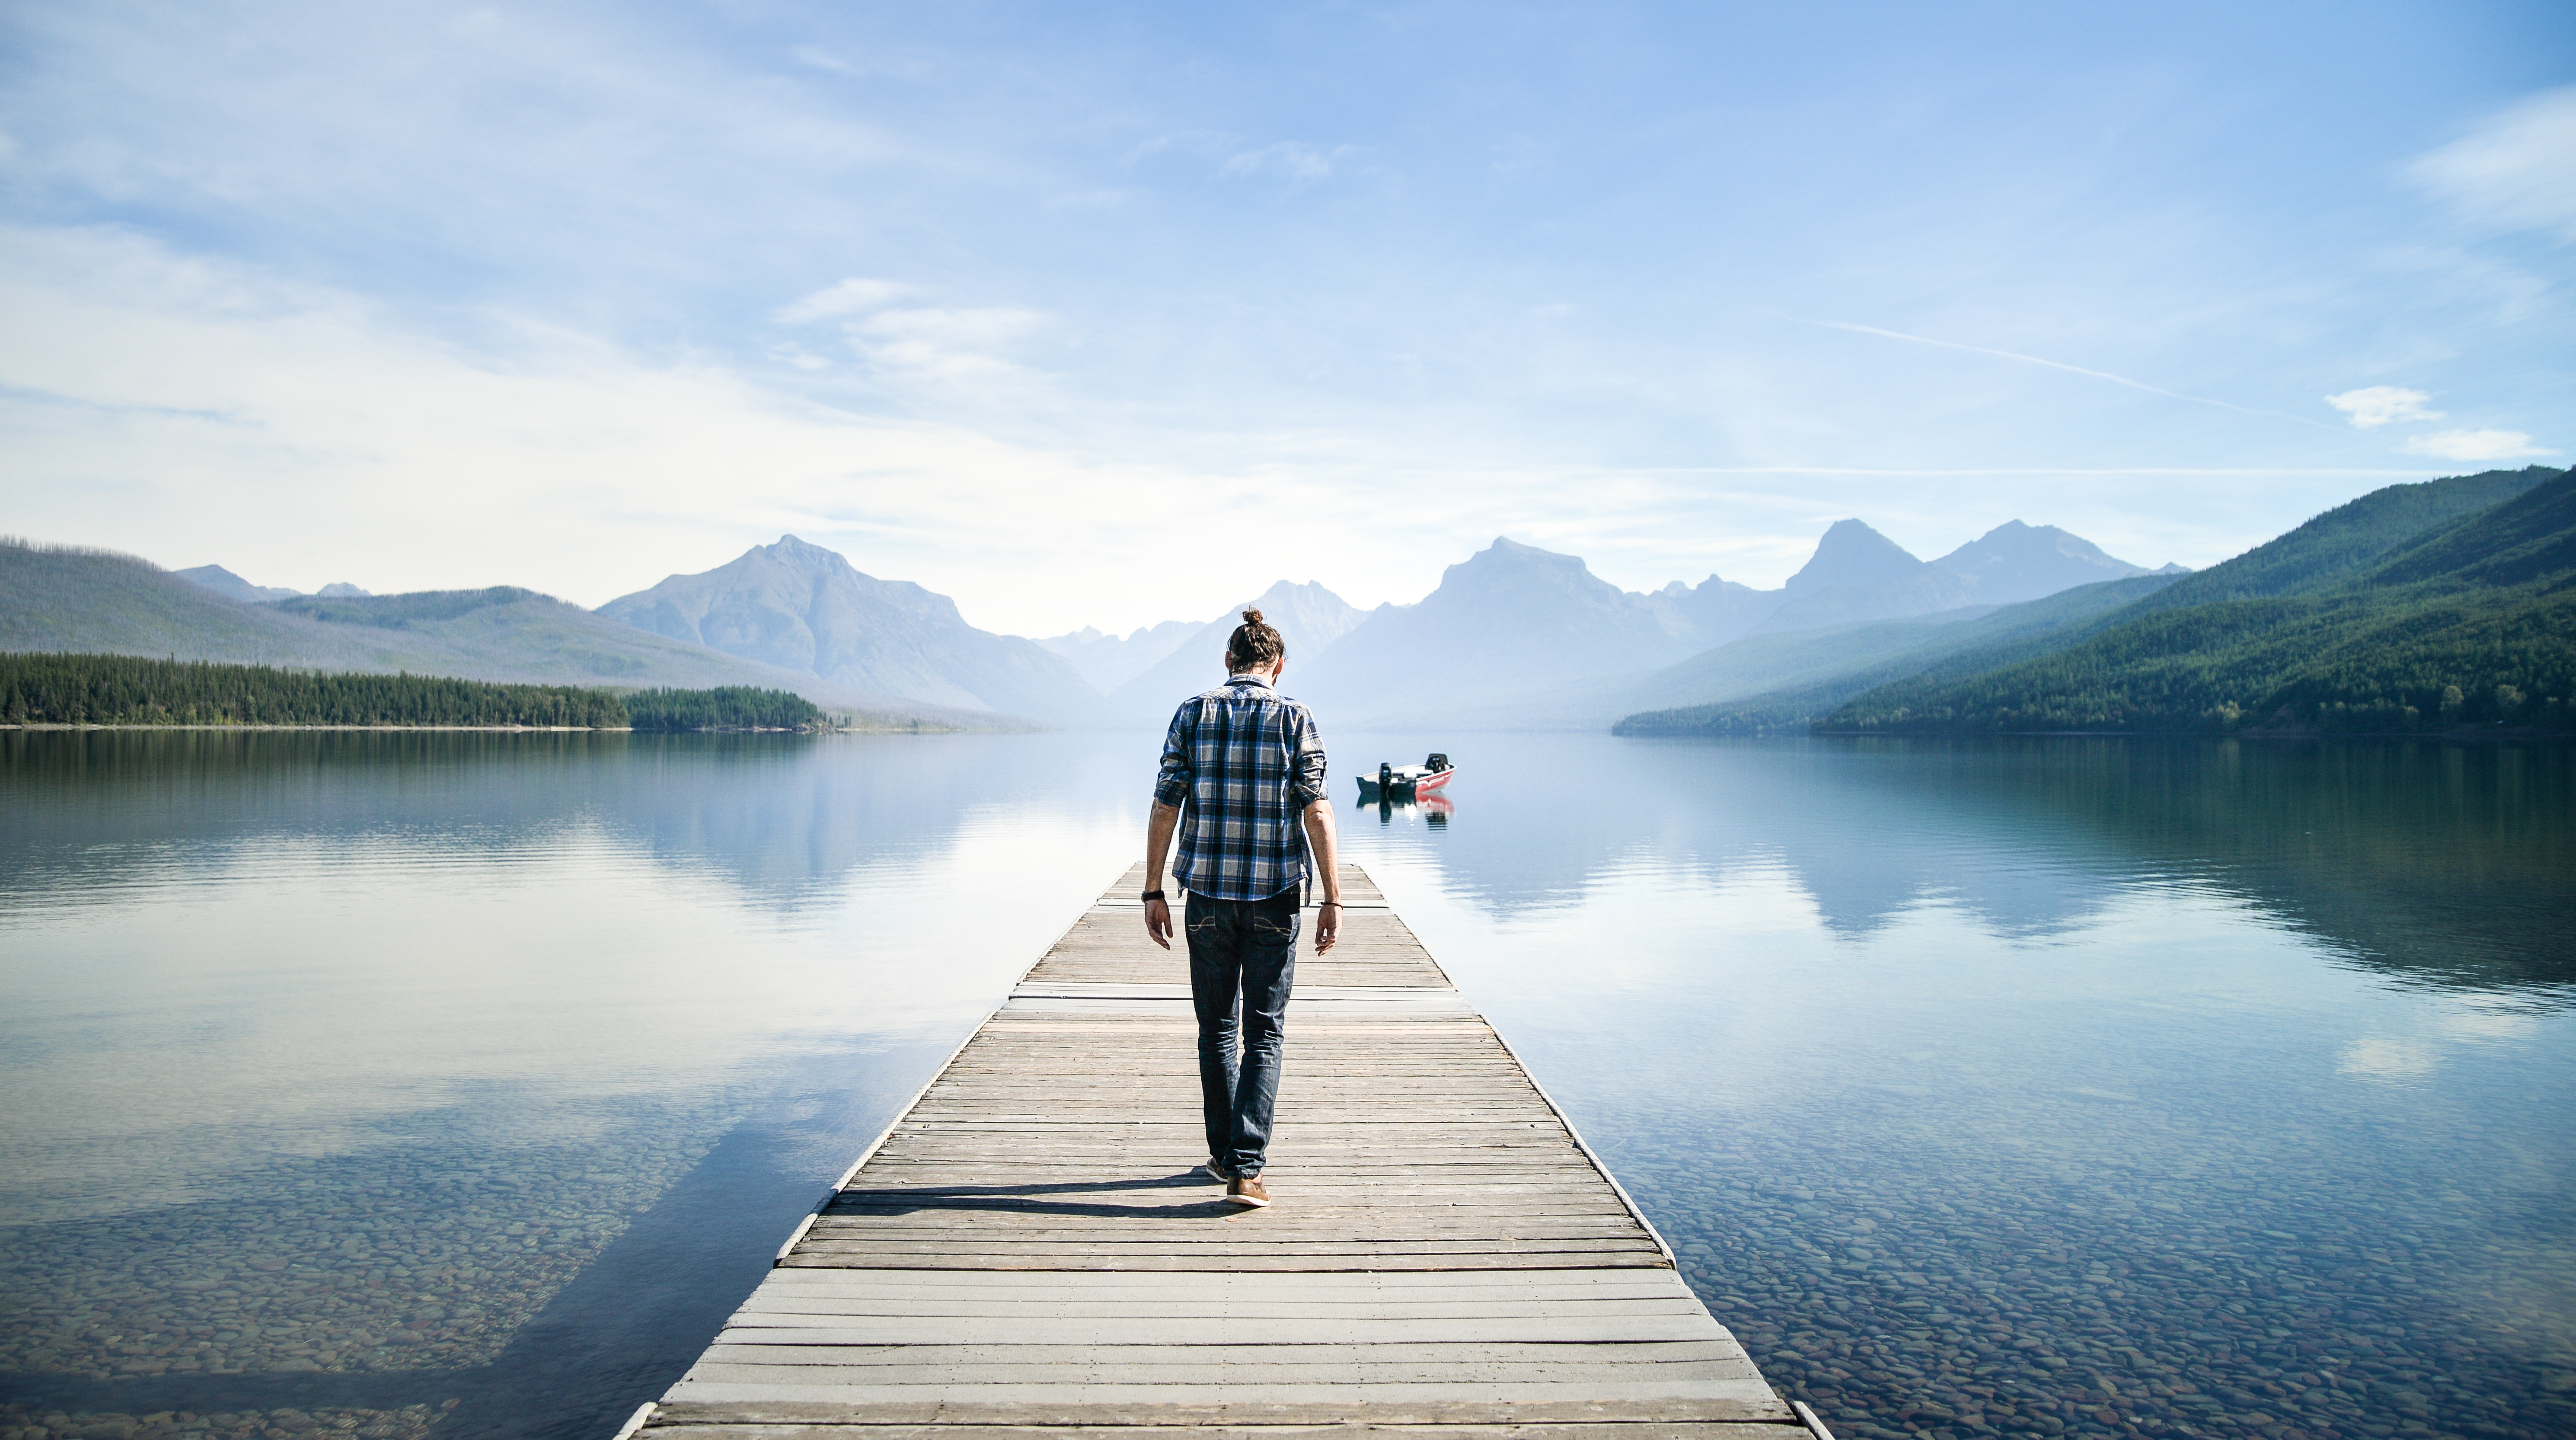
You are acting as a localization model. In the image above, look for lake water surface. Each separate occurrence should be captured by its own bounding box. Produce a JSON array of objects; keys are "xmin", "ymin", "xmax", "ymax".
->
[{"xmin": 3, "ymin": 730, "xmax": 2570, "ymax": 1440}]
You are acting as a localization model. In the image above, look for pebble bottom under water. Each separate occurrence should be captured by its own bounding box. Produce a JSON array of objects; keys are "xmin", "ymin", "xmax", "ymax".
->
[
  {"xmin": 1618, "ymin": 1149, "xmax": 2576, "ymax": 1440},
  {"xmin": 0, "ymin": 1401, "xmax": 451, "ymax": 1440},
  {"xmin": 0, "ymin": 1105, "xmax": 719, "ymax": 1440}
]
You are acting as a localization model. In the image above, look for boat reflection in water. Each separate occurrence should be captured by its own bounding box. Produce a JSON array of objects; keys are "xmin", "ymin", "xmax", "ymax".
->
[{"xmin": 1360, "ymin": 790, "xmax": 1452, "ymax": 829}]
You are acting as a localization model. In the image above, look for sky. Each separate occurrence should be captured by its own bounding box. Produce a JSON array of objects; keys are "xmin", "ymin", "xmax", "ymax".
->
[{"xmin": 1, "ymin": 1, "xmax": 2570, "ymax": 637}]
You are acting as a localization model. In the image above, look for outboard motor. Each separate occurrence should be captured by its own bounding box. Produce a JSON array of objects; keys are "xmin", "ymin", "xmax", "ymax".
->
[{"xmin": 1379, "ymin": 761, "xmax": 1395, "ymax": 789}]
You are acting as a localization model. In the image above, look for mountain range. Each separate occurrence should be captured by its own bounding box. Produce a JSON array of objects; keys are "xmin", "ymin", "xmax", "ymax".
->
[
  {"xmin": 4, "ymin": 510, "xmax": 2232, "ymax": 733},
  {"xmin": 0, "ymin": 544, "xmax": 1005, "ymax": 729},
  {"xmin": 1622, "ymin": 464, "xmax": 2573, "ymax": 737}
]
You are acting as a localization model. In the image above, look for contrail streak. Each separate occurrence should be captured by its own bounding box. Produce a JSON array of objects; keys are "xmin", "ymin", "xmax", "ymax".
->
[{"xmin": 1804, "ymin": 318, "xmax": 2339, "ymax": 430}]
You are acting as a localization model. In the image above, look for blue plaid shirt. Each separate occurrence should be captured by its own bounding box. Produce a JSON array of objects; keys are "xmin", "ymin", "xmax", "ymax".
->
[{"xmin": 1154, "ymin": 675, "xmax": 1329, "ymax": 902}]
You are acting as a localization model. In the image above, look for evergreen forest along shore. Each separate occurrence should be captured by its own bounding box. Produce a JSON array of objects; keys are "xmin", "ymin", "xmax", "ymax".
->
[{"xmin": 0, "ymin": 653, "xmax": 828, "ymax": 731}]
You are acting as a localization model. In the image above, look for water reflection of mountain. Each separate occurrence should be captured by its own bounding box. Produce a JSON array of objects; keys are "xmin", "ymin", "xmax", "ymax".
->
[
  {"xmin": 8, "ymin": 729, "xmax": 2565, "ymax": 998},
  {"xmin": 0, "ymin": 730, "xmax": 1145, "ymax": 909},
  {"xmin": 1368, "ymin": 734, "xmax": 2574, "ymax": 1001}
]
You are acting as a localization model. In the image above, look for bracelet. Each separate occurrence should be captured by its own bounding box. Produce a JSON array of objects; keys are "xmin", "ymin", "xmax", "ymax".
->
[
  {"xmin": 1319, "ymin": 900, "xmax": 1344, "ymax": 908},
  {"xmin": 1140, "ymin": 889, "xmax": 1166, "ymax": 902}
]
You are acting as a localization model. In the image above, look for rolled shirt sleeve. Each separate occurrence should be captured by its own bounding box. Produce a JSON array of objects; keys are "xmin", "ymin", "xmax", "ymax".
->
[
  {"xmin": 1288, "ymin": 707, "xmax": 1327, "ymax": 807},
  {"xmin": 1152, "ymin": 698, "xmax": 1198, "ymax": 809}
]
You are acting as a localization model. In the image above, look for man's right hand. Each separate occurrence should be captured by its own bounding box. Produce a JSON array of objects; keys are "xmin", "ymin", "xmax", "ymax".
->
[{"xmin": 1143, "ymin": 800, "xmax": 1183, "ymax": 950}]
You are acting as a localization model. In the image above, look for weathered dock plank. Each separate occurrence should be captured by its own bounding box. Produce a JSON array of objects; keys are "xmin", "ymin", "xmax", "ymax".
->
[{"xmin": 639, "ymin": 864, "xmax": 1800, "ymax": 1440}]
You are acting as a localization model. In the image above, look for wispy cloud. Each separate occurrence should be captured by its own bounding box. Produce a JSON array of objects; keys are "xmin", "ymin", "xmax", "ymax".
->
[
  {"xmin": 2406, "ymin": 85, "xmax": 2576, "ymax": 242},
  {"xmin": 2324, "ymin": 386, "xmax": 2443, "ymax": 428},
  {"xmin": 1806, "ymin": 319, "xmax": 2335, "ymax": 429},
  {"xmin": 1221, "ymin": 141, "xmax": 1348, "ymax": 182},
  {"xmin": 855, "ymin": 306, "xmax": 1049, "ymax": 378},
  {"xmin": 775, "ymin": 277, "xmax": 913, "ymax": 324},
  {"xmin": 789, "ymin": 44, "xmax": 865, "ymax": 78},
  {"xmin": 2400, "ymin": 429, "xmax": 2555, "ymax": 462},
  {"xmin": 776, "ymin": 282, "xmax": 1050, "ymax": 381}
]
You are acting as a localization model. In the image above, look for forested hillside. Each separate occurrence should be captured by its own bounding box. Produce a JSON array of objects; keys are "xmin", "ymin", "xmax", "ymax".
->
[
  {"xmin": 2124, "ymin": 465, "xmax": 2554, "ymax": 610},
  {"xmin": 1817, "ymin": 467, "xmax": 2574, "ymax": 736}
]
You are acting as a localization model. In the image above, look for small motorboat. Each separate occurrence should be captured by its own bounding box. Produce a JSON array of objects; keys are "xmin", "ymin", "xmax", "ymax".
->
[{"xmin": 1357, "ymin": 752, "xmax": 1455, "ymax": 800}]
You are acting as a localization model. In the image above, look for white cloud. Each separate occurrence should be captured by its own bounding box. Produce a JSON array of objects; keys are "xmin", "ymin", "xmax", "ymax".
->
[
  {"xmin": 2324, "ymin": 385, "xmax": 2442, "ymax": 428},
  {"xmin": 774, "ymin": 277, "xmax": 912, "ymax": 324},
  {"xmin": 2406, "ymin": 85, "xmax": 2576, "ymax": 242},
  {"xmin": 0, "ymin": 224, "xmax": 1430, "ymax": 634},
  {"xmin": 2401, "ymin": 428, "xmax": 2555, "ymax": 462},
  {"xmin": 854, "ymin": 306, "xmax": 1049, "ymax": 378},
  {"xmin": 1221, "ymin": 141, "xmax": 1344, "ymax": 182},
  {"xmin": 767, "ymin": 344, "xmax": 831, "ymax": 371}
]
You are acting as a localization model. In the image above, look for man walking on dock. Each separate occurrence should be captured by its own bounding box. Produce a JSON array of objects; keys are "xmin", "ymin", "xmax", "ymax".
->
[{"xmin": 1143, "ymin": 608, "xmax": 1342, "ymax": 1209}]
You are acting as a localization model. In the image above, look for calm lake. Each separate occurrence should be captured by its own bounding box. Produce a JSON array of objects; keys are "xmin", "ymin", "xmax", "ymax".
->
[{"xmin": 3, "ymin": 729, "xmax": 2570, "ymax": 1440}]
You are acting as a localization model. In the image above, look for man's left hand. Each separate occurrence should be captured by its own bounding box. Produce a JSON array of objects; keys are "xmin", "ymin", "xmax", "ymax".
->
[{"xmin": 1145, "ymin": 896, "xmax": 1173, "ymax": 950}]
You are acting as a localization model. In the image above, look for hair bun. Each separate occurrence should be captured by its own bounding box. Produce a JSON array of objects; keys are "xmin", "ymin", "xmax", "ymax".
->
[{"xmin": 1242, "ymin": 608, "xmax": 1264, "ymax": 625}]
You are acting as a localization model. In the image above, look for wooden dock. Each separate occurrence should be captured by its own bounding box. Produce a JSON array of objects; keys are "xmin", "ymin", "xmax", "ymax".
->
[{"xmin": 634, "ymin": 863, "xmax": 1805, "ymax": 1440}]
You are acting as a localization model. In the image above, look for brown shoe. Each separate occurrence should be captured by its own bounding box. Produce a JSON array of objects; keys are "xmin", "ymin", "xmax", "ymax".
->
[
  {"xmin": 1203, "ymin": 1157, "xmax": 1233, "ymax": 1182},
  {"xmin": 1226, "ymin": 1175, "xmax": 1271, "ymax": 1208}
]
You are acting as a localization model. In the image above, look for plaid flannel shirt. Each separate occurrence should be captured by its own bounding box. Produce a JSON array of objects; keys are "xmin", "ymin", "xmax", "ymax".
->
[{"xmin": 1153, "ymin": 675, "xmax": 1329, "ymax": 902}]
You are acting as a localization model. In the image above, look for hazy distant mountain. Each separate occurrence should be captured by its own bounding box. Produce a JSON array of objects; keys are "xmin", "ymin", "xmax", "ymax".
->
[
  {"xmin": 1111, "ymin": 580, "xmax": 1373, "ymax": 717},
  {"xmin": 1, "ymin": 541, "xmax": 993, "ymax": 726},
  {"xmin": 1641, "ymin": 574, "xmax": 1786, "ymax": 650},
  {"xmin": 176, "ymin": 564, "xmax": 302, "ymax": 604},
  {"xmin": 316, "ymin": 582, "xmax": 373, "ymax": 598},
  {"xmin": 599, "ymin": 535, "xmax": 1104, "ymax": 724},
  {"xmin": 1788, "ymin": 519, "xmax": 1925, "ymax": 595},
  {"xmin": 1930, "ymin": 521, "xmax": 2151, "ymax": 605},
  {"xmin": 1291, "ymin": 539, "xmax": 1708, "ymax": 723},
  {"xmin": 1753, "ymin": 520, "xmax": 1980, "ymax": 634},
  {"xmin": 1282, "ymin": 520, "xmax": 2163, "ymax": 730},
  {"xmin": 1038, "ymin": 619, "xmax": 1199, "ymax": 692}
]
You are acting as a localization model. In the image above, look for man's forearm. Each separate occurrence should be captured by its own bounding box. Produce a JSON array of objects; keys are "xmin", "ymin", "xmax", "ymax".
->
[
  {"xmin": 1146, "ymin": 802, "xmax": 1181, "ymax": 888},
  {"xmin": 1302, "ymin": 799, "xmax": 1341, "ymax": 901}
]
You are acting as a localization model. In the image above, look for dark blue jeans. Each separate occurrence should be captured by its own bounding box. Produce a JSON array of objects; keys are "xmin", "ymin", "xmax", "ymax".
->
[{"xmin": 1184, "ymin": 888, "xmax": 1299, "ymax": 1178}]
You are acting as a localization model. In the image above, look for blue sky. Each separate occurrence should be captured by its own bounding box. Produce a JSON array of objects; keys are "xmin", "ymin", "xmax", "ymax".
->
[{"xmin": 2, "ymin": 1, "xmax": 2570, "ymax": 635}]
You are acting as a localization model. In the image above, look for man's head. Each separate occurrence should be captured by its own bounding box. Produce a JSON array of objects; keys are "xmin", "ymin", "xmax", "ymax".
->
[{"xmin": 1226, "ymin": 608, "xmax": 1286, "ymax": 678}]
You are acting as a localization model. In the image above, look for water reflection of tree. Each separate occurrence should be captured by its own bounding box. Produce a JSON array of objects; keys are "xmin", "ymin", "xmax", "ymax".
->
[
  {"xmin": 1376, "ymin": 734, "xmax": 2574, "ymax": 1005},
  {"xmin": 1933, "ymin": 736, "xmax": 2576, "ymax": 1003},
  {"xmin": 0, "ymin": 729, "xmax": 1135, "ymax": 910}
]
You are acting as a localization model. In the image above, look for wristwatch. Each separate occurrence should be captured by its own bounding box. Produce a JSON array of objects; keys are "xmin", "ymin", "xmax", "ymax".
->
[{"xmin": 1140, "ymin": 889, "xmax": 1166, "ymax": 902}]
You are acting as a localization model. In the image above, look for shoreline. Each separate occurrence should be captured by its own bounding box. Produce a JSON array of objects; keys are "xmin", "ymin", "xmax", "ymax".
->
[
  {"xmin": 1799, "ymin": 725, "xmax": 2576, "ymax": 743},
  {"xmin": 0, "ymin": 723, "xmax": 840, "ymax": 734}
]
